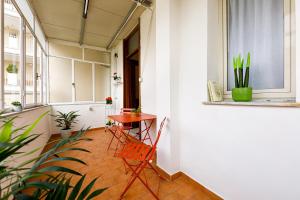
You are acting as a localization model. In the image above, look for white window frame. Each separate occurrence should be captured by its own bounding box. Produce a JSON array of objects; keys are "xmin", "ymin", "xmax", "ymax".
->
[
  {"xmin": 222, "ymin": 0, "xmax": 295, "ymax": 99},
  {"xmin": 0, "ymin": 0, "xmax": 48, "ymax": 111},
  {"xmin": 48, "ymin": 54, "xmax": 111, "ymax": 105}
]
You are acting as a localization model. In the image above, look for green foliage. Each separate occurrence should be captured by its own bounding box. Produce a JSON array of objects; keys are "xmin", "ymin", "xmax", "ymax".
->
[
  {"xmin": 53, "ymin": 111, "xmax": 79, "ymax": 130},
  {"xmin": 11, "ymin": 101, "xmax": 21, "ymax": 107},
  {"xmin": 0, "ymin": 112, "xmax": 106, "ymax": 200},
  {"xmin": 133, "ymin": 106, "xmax": 142, "ymax": 113},
  {"xmin": 6, "ymin": 64, "xmax": 18, "ymax": 74},
  {"xmin": 232, "ymin": 52, "xmax": 251, "ymax": 88}
]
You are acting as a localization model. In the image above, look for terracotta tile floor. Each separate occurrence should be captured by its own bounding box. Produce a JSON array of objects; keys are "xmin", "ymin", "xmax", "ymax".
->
[{"xmin": 44, "ymin": 129, "xmax": 216, "ymax": 200}]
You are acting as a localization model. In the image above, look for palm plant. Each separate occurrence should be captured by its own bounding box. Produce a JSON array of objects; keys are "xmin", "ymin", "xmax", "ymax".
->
[
  {"xmin": 53, "ymin": 111, "xmax": 79, "ymax": 130},
  {"xmin": 0, "ymin": 112, "xmax": 106, "ymax": 200}
]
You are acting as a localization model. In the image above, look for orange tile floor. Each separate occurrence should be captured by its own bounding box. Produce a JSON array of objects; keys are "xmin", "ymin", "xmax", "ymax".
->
[{"xmin": 44, "ymin": 129, "xmax": 216, "ymax": 200}]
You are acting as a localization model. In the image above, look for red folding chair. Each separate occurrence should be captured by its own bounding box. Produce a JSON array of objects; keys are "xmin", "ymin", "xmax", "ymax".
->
[
  {"xmin": 106, "ymin": 108, "xmax": 136, "ymax": 154},
  {"xmin": 117, "ymin": 117, "xmax": 167, "ymax": 200}
]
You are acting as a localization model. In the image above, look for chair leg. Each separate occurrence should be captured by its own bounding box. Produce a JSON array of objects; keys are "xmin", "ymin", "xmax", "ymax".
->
[
  {"xmin": 147, "ymin": 162, "xmax": 168, "ymax": 181},
  {"xmin": 107, "ymin": 133, "xmax": 115, "ymax": 152},
  {"xmin": 120, "ymin": 159, "xmax": 159, "ymax": 200}
]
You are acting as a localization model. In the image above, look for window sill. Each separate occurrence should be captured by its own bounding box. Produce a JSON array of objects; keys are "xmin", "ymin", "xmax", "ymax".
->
[
  {"xmin": 203, "ymin": 99, "xmax": 300, "ymax": 108},
  {"xmin": 1, "ymin": 105, "xmax": 49, "ymax": 117}
]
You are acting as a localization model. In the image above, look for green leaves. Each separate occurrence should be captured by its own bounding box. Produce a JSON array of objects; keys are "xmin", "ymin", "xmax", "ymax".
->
[
  {"xmin": 232, "ymin": 52, "xmax": 251, "ymax": 88},
  {"xmin": 246, "ymin": 52, "xmax": 251, "ymax": 68},
  {"xmin": 0, "ymin": 113, "xmax": 106, "ymax": 200},
  {"xmin": 53, "ymin": 111, "xmax": 80, "ymax": 130}
]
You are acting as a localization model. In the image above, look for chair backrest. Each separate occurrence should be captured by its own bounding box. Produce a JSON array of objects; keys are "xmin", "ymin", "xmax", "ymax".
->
[{"xmin": 148, "ymin": 117, "xmax": 167, "ymax": 158}]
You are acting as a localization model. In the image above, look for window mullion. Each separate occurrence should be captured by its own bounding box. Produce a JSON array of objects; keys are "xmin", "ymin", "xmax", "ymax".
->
[
  {"xmin": 72, "ymin": 59, "xmax": 75, "ymax": 103},
  {"xmin": 0, "ymin": 0, "xmax": 4, "ymax": 109},
  {"xmin": 40, "ymin": 51, "xmax": 43, "ymax": 104},
  {"xmin": 92, "ymin": 63, "xmax": 95, "ymax": 102},
  {"xmin": 20, "ymin": 18, "xmax": 26, "ymax": 107},
  {"xmin": 33, "ymin": 38, "xmax": 37, "ymax": 105}
]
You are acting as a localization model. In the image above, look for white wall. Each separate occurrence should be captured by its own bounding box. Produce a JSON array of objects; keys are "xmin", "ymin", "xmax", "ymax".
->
[
  {"xmin": 112, "ymin": 1, "xmax": 300, "ymax": 199},
  {"xmin": 173, "ymin": 0, "xmax": 300, "ymax": 200},
  {"xmin": 5, "ymin": 107, "xmax": 51, "ymax": 168},
  {"xmin": 51, "ymin": 104, "xmax": 108, "ymax": 133}
]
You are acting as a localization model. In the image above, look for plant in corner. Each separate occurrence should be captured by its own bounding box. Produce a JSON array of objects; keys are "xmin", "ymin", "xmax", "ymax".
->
[
  {"xmin": 232, "ymin": 53, "xmax": 252, "ymax": 102},
  {"xmin": 0, "ymin": 112, "xmax": 106, "ymax": 199},
  {"xmin": 53, "ymin": 111, "xmax": 79, "ymax": 138},
  {"xmin": 11, "ymin": 101, "xmax": 22, "ymax": 112}
]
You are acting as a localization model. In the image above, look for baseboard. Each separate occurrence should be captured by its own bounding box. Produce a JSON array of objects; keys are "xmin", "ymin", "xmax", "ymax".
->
[{"xmin": 156, "ymin": 166, "xmax": 223, "ymax": 200}]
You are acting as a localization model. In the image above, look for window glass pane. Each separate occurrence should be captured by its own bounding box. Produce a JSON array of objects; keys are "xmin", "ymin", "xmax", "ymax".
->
[
  {"xmin": 4, "ymin": 0, "xmax": 21, "ymax": 108},
  {"xmin": 227, "ymin": 0, "xmax": 284, "ymax": 90},
  {"xmin": 37, "ymin": 44, "xmax": 42, "ymax": 104},
  {"xmin": 42, "ymin": 52, "xmax": 47, "ymax": 104},
  {"xmin": 25, "ymin": 26, "xmax": 34, "ymax": 105},
  {"xmin": 95, "ymin": 64, "xmax": 110, "ymax": 101},
  {"xmin": 128, "ymin": 30, "xmax": 139, "ymax": 55},
  {"xmin": 74, "ymin": 61, "xmax": 93, "ymax": 101},
  {"xmin": 49, "ymin": 57, "xmax": 72, "ymax": 103}
]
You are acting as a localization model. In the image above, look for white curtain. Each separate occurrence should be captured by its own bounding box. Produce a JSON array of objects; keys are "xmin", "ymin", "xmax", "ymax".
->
[{"xmin": 227, "ymin": 0, "xmax": 284, "ymax": 90}]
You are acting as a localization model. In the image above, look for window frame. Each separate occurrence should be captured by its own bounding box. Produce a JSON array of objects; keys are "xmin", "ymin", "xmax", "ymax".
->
[
  {"xmin": 1, "ymin": 0, "xmax": 48, "ymax": 111},
  {"xmin": 48, "ymin": 54, "xmax": 111, "ymax": 105},
  {"xmin": 222, "ymin": 0, "xmax": 295, "ymax": 99}
]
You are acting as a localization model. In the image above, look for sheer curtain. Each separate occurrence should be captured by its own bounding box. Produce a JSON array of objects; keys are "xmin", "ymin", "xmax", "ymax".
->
[{"xmin": 227, "ymin": 0, "xmax": 284, "ymax": 90}]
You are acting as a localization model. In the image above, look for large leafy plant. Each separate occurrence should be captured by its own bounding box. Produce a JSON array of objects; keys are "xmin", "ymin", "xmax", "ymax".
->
[
  {"xmin": 232, "ymin": 52, "xmax": 251, "ymax": 88},
  {"xmin": 0, "ymin": 112, "xmax": 106, "ymax": 199},
  {"xmin": 53, "ymin": 111, "xmax": 79, "ymax": 130}
]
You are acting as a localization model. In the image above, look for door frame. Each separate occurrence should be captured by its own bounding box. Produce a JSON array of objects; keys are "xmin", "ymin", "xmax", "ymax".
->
[{"xmin": 123, "ymin": 23, "xmax": 141, "ymax": 108}]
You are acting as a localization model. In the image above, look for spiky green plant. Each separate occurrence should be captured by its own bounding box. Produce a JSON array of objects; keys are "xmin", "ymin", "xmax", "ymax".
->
[
  {"xmin": 0, "ymin": 112, "xmax": 106, "ymax": 200},
  {"xmin": 233, "ymin": 57, "xmax": 239, "ymax": 88},
  {"xmin": 244, "ymin": 53, "xmax": 251, "ymax": 87},
  {"xmin": 53, "ymin": 111, "xmax": 79, "ymax": 130},
  {"xmin": 232, "ymin": 52, "xmax": 251, "ymax": 88}
]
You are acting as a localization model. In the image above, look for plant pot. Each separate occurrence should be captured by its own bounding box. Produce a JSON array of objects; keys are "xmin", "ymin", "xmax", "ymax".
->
[
  {"xmin": 232, "ymin": 87, "xmax": 252, "ymax": 102},
  {"xmin": 12, "ymin": 105, "xmax": 22, "ymax": 112},
  {"xmin": 60, "ymin": 129, "xmax": 71, "ymax": 139}
]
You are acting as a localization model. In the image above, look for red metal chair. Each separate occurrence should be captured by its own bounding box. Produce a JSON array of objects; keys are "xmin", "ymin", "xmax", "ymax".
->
[
  {"xmin": 106, "ymin": 108, "xmax": 136, "ymax": 154},
  {"xmin": 117, "ymin": 117, "xmax": 167, "ymax": 200}
]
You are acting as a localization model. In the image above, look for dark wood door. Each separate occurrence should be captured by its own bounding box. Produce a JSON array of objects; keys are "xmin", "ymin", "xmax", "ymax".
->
[{"xmin": 123, "ymin": 25, "xmax": 140, "ymax": 109}]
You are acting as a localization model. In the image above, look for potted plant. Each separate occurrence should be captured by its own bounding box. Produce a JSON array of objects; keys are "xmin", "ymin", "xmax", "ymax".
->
[
  {"xmin": 113, "ymin": 72, "xmax": 121, "ymax": 81},
  {"xmin": 6, "ymin": 64, "xmax": 18, "ymax": 85},
  {"xmin": 105, "ymin": 97, "xmax": 112, "ymax": 104},
  {"xmin": 0, "ymin": 112, "xmax": 106, "ymax": 199},
  {"xmin": 132, "ymin": 106, "xmax": 142, "ymax": 116},
  {"xmin": 11, "ymin": 101, "xmax": 22, "ymax": 112},
  {"xmin": 53, "ymin": 111, "xmax": 79, "ymax": 138},
  {"xmin": 232, "ymin": 53, "xmax": 252, "ymax": 102}
]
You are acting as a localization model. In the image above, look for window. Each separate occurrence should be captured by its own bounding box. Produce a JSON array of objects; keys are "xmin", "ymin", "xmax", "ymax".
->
[
  {"xmin": 224, "ymin": 0, "xmax": 295, "ymax": 98},
  {"xmin": 25, "ymin": 25, "xmax": 34, "ymax": 105},
  {"xmin": 1, "ymin": 0, "xmax": 47, "ymax": 110},
  {"xmin": 48, "ymin": 42, "xmax": 111, "ymax": 104},
  {"xmin": 49, "ymin": 57, "xmax": 73, "ymax": 103},
  {"xmin": 74, "ymin": 61, "xmax": 93, "ymax": 102},
  {"xmin": 4, "ymin": 1, "xmax": 21, "ymax": 108},
  {"xmin": 37, "ymin": 43, "xmax": 42, "ymax": 104}
]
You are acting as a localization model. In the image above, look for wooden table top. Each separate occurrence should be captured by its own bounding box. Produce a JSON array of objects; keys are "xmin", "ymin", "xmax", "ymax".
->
[{"xmin": 108, "ymin": 113, "xmax": 156, "ymax": 123}]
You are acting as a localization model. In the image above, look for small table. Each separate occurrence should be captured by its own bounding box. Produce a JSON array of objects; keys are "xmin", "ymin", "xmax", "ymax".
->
[{"xmin": 108, "ymin": 113, "xmax": 157, "ymax": 145}]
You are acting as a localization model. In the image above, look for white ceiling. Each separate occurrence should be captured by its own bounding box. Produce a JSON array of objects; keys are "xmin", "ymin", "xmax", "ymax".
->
[{"xmin": 29, "ymin": 0, "xmax": 145, "ymax": 48}]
